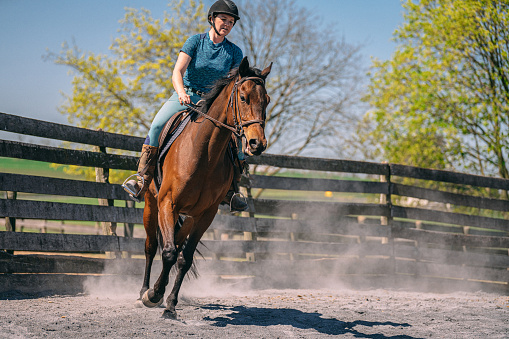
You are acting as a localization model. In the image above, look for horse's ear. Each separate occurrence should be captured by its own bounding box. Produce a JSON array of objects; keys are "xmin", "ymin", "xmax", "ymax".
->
[
  {"xmin": 239, "ymin": 57, "xmax": 249, "ymax": 77},
  {"xmin": 261, "ymin": 62, "xmax": 273, "ymax": 79}
]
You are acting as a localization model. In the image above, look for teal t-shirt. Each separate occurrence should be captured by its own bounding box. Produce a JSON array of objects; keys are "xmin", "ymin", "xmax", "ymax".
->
[{"xmin": 181, "ymin": 32, "xmax": 243, "ymax": 93}]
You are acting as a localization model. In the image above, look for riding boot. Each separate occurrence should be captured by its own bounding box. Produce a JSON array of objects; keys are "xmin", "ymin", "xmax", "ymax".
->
[
  {"xmin": 221, "ymin": 160, "xmax": 248, "ymax": 212},
  {"xmin": 222, "ymin": 185, "xmax": 248, "ymax": 211},
  {"xmin": 122, "ymin": 144, "xmax": 159, "ymax": 203}
]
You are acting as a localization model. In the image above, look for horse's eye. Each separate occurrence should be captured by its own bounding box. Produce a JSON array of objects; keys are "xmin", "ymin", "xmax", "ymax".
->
[{"xmin": 240, "ymin": 95, "xmax": 246, "ymax": 102}]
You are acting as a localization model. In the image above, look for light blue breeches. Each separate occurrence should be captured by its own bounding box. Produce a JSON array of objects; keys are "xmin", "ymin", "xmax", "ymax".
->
[{"xmin": 145, "ymin": 89, "xmax": 201, "ymax": 147}]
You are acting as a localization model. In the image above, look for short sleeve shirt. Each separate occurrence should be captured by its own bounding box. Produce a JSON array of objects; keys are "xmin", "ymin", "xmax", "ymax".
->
[{"xmin": 180, "ymin": 32, "xmax": 243, "ymax": 93}]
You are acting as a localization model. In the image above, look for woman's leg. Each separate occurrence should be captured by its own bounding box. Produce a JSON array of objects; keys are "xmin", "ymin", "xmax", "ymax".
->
[
  {"xmin": 145, "ymin": 91, "xmax": 201, "ymax": 147},
  {"xmin": 123, "ymin": 90, "xmax": 200, "ymax": 201}
]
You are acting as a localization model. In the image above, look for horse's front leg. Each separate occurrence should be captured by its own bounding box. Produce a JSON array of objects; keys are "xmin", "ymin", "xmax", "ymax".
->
[
  {"xmin": 163, "ymin": 209, "xmax": 215, "ymax": 319},
  {"xmin": 141, "ymin": 199, "xmax": 179, "ymax": 308},
  {"xmin": 140, "ymin": 235, "xmax": 158, "ymax": 300},
  {"xmin": 139, "ymin": 190, "xmax": 159, "ymax": 300}
]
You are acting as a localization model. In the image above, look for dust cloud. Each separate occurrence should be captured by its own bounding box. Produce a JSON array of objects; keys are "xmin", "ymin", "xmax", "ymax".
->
[{"xmin": 84, "ymin": 182, "xmax": 507, "ymax": 301}]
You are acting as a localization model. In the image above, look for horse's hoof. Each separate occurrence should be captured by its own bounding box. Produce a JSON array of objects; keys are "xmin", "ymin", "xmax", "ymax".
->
[
  {"xmin": 162, "ymin": 309, "xmax": 178, "ymax": 320},
  {"xmin": 141, "ymin": 289, "xmax": 163, "ymax": 308},
  {"xmin": 134, "ymin": 299, "xmax": 144, "ymax": 308}
]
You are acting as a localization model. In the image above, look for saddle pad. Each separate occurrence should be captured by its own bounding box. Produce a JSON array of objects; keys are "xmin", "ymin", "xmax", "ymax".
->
[
  {"xmin": 154, "ymin": 110, "xmax": 194, "ymax": 193},
  {"xmin": 158, "ymin": 109, "xmax": 187, "ymax": 147}
]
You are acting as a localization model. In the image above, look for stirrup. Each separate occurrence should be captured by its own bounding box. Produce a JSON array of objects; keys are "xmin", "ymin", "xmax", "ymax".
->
[
  {"xmin": 122, "ymin": 174, "xmax": 145, "ymax": 201},
  {"xmin": 229, "ymin": 192, "xmax": 248, "ymax": 212}
]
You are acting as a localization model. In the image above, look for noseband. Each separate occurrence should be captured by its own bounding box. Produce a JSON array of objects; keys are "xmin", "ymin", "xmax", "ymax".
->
[{"xmin": 184, "ymin": 75, "xmax": 266, "ymax": 138}]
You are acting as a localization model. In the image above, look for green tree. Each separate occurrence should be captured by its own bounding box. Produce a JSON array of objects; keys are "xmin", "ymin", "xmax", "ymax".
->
[{"xmin": 362, "ymin": 0, "xmax": 509, "ymax": 178}]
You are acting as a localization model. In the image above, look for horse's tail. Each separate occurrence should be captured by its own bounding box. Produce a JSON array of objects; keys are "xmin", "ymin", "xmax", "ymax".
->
[{"xmin": 156, "ymin": 215, "xmax": 202, "ymax": 279}]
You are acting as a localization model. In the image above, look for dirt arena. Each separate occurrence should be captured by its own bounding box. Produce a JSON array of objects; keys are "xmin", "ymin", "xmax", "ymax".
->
[{"xmin": 1, "ymin": 275, "xmax": 508, "ymax": 338}]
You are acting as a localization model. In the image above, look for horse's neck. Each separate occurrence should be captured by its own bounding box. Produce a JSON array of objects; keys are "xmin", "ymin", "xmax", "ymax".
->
[
  {"xmin": 193, "ymin": 81, "xmax": 235, "ymax": 156},
  {"xmin": 207, "ymin": 80, "xmax": 235, "ymax": 128}
]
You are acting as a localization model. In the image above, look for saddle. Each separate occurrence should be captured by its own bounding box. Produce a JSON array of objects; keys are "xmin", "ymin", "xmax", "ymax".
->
[{"xmin": 158, "ymin": 109, "xmax": 190, "ymax": 148}]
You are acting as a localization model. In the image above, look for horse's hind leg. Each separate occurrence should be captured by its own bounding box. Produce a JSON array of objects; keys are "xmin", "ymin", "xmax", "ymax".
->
[
  {"xmin": 139, "ymin": 190, "xmax": 159, "ymax": 301},
  {"xmin": 163, "ymin": 209, "xmax": 215, "ymax": 319}
]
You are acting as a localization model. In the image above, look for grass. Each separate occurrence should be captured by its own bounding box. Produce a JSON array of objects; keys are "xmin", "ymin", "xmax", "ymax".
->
[
  {"xmin": 252, "ymin": 188, "xmax": 372, "ymax": 203},
  {"xmin": 0, "ymin": 157, "xmax": 86, "ymax": 180},
  {"xmin": 266, "ymin": 169, "xmax": 374, "ymax": 181}
]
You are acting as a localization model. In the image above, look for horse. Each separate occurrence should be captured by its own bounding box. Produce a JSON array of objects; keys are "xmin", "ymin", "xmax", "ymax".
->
[{"xmin": 139, "ymin": 56, "xmax": 272, "ymax": 319}]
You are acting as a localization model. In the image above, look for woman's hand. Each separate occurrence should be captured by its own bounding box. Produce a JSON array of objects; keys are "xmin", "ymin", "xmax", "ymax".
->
[{"xmin": 178, "ymin": 91, "xmax": 191, "ymax": 105}]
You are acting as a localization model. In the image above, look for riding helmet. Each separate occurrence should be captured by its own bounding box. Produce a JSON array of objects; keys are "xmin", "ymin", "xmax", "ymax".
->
[{"xmin": 208, "ymin": 0, "xmax": 240, "ymax": 24}]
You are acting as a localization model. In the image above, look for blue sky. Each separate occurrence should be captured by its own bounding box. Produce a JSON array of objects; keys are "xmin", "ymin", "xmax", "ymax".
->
[{"xmin": 0, "ymin": 0, "xmax": 405, "ymax": 125}]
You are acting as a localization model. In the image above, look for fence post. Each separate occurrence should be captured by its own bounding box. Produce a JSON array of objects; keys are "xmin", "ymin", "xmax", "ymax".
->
[
  {"xmin": 94, "ymin": 144, "xmax": 117, "ymax": 236},
  {"xmin": 5, "ymin": 191, "xmax": 16, "ymax": 232},
  {"xmin": 357, "ymin": 216, "xmax": 366, "ymax": 260},
  {"xmin": 381, "ymin": 163, "xmax": 395, "ymax": 284},
  {"xmin": 289, "ymin": 213, "xmax": 298, "ymax": 261},
  {"xmin": 124, "ymin": 200, "xmax": 135, "ymax": 238},
  {"xmin": 379, "ymin": 163, "xmax": 389, "ymax": 238},
  {"xmin": 414, "ymin": 220, "xmax": 422, "ymax": 278},
  {"xmin": 212, "ymin": 210, "xmax": 225, "ymax": 261},
  {"xmin": 94, "ymin": 136, "xmax": 118, "ymax": 258},
  {"xmin": 243, "ymin": 180, "xmax": 256, "ymax": 262},
  {"xmin": 211, "ymin": 227, "xmax": 221, "ymax": 261},
  {"xmin": 123, "ymin": 200, "xmax": 135, "ymax": 258},
  {"xmin": 4, "ymin": 191, "xmax": 17, "ymax": 254}
]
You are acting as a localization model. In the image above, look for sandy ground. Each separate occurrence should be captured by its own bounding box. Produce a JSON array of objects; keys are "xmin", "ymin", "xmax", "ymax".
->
[{"xmin": 1, "ymin": 275, "xmax": 508, "ymax": 339}]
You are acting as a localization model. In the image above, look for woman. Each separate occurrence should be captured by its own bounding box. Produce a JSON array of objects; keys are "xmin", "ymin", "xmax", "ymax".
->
[{"xmin": 123, "ymin": 0, "xmax": 248, "ymax": 211}]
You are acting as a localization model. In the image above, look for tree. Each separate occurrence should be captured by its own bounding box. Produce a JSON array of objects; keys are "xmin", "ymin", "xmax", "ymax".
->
[
  {"xmin": 49, "ymin": 0, "xmax": 364, "ymax": 159},
  {"xmin": 46, "ymin": 0, "xmax": 207, "ymax": 136},
  {"xmin": 232, "ymin": 0, "xmax": 365, "ymax": 158},
  {"xmin": 362, "ymin": 0, "xmax": 509, "ymax": 179}
]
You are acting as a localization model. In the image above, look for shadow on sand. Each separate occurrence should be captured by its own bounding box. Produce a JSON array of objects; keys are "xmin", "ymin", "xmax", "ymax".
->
[
  {"xmin": 0, "ymin": 290, "xmax": 81, "ymax": 300},
  {"xmin": 202, "ymin": 304, "xmax": 420, "ymax": 338}
]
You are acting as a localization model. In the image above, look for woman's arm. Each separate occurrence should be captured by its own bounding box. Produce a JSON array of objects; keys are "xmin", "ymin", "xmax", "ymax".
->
[{"xmin": 172, "ymin": 52, "xmax": 192, "ymax": 105}]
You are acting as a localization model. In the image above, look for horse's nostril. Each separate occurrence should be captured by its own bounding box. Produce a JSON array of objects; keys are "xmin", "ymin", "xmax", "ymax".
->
[{"xmin": 249, "ymin": 139, "xmax": 260, "ymax": 149}]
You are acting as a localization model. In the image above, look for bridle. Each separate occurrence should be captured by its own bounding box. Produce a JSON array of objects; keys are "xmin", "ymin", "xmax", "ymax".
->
[
  {"xmin": 183, "ymin": 75, "xmax": 266, "ymax": 138},
  {"xmin": 230, "ymin": 76, "xmax": 266, "ymax": 135}
]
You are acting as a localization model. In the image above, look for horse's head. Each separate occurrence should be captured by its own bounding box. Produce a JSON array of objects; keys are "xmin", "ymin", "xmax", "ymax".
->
[{"xmin": 235, "ymin": 57, "xmax": 272, "ymax": 156}]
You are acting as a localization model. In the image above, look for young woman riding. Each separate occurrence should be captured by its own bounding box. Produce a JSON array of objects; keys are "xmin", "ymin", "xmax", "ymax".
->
[{"xmin": 123, "ymin": 0, "xmax": 248, "ymax": 211}]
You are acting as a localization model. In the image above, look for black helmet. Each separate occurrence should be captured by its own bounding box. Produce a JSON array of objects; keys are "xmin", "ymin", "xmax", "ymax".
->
[{"xmin": 208, "ymin": 0, "xmax": 240, "ymax": 24}]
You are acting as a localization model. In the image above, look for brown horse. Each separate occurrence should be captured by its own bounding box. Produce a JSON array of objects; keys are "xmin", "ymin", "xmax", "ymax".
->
[{"xmin": 139, "ymin": 57, "xmax": 272, "ymax": 319}]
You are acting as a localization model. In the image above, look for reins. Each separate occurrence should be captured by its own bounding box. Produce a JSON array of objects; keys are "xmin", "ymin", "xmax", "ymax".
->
[
  {"xmin": 183, "ymin": 102, "xmax": 240, "ymax": 136},
  {"xmin": 183, "ymin": 75, "xmax": 266, "ymax": 138}
]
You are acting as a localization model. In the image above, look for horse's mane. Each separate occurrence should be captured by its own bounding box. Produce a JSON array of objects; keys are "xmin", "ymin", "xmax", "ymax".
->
[{"xmin": 198, "ymin": 65, "xmax": 264, "ymax": 113}]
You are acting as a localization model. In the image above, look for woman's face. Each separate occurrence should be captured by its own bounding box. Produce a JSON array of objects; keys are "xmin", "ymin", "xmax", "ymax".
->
[{"xmin": 214, "ymin": 13, "xmax": 235, "ymax": 36}]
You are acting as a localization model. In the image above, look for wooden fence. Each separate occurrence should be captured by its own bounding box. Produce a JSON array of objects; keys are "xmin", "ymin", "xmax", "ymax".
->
[{"xmin": 1, "ymin": 112, "xmax": 508, "ymax": 294}]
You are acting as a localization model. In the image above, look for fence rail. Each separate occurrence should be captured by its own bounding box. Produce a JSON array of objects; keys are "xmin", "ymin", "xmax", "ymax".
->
[{"xmin": 1, "ymin": 112, "xmax": 508, "ymax": 294}]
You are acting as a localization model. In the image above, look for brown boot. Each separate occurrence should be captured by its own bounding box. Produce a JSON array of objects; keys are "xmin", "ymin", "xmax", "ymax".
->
[
  {"xmin": 122, "ymin": 144, "xmax": 159, "ymax": 202},
  {"xmin": 221, "ymin": 158, "xmax": 248, "ymax": 211},
  {"xmin": 222, "ymin": 187, "xmax": 249, "ymax": 212}
]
